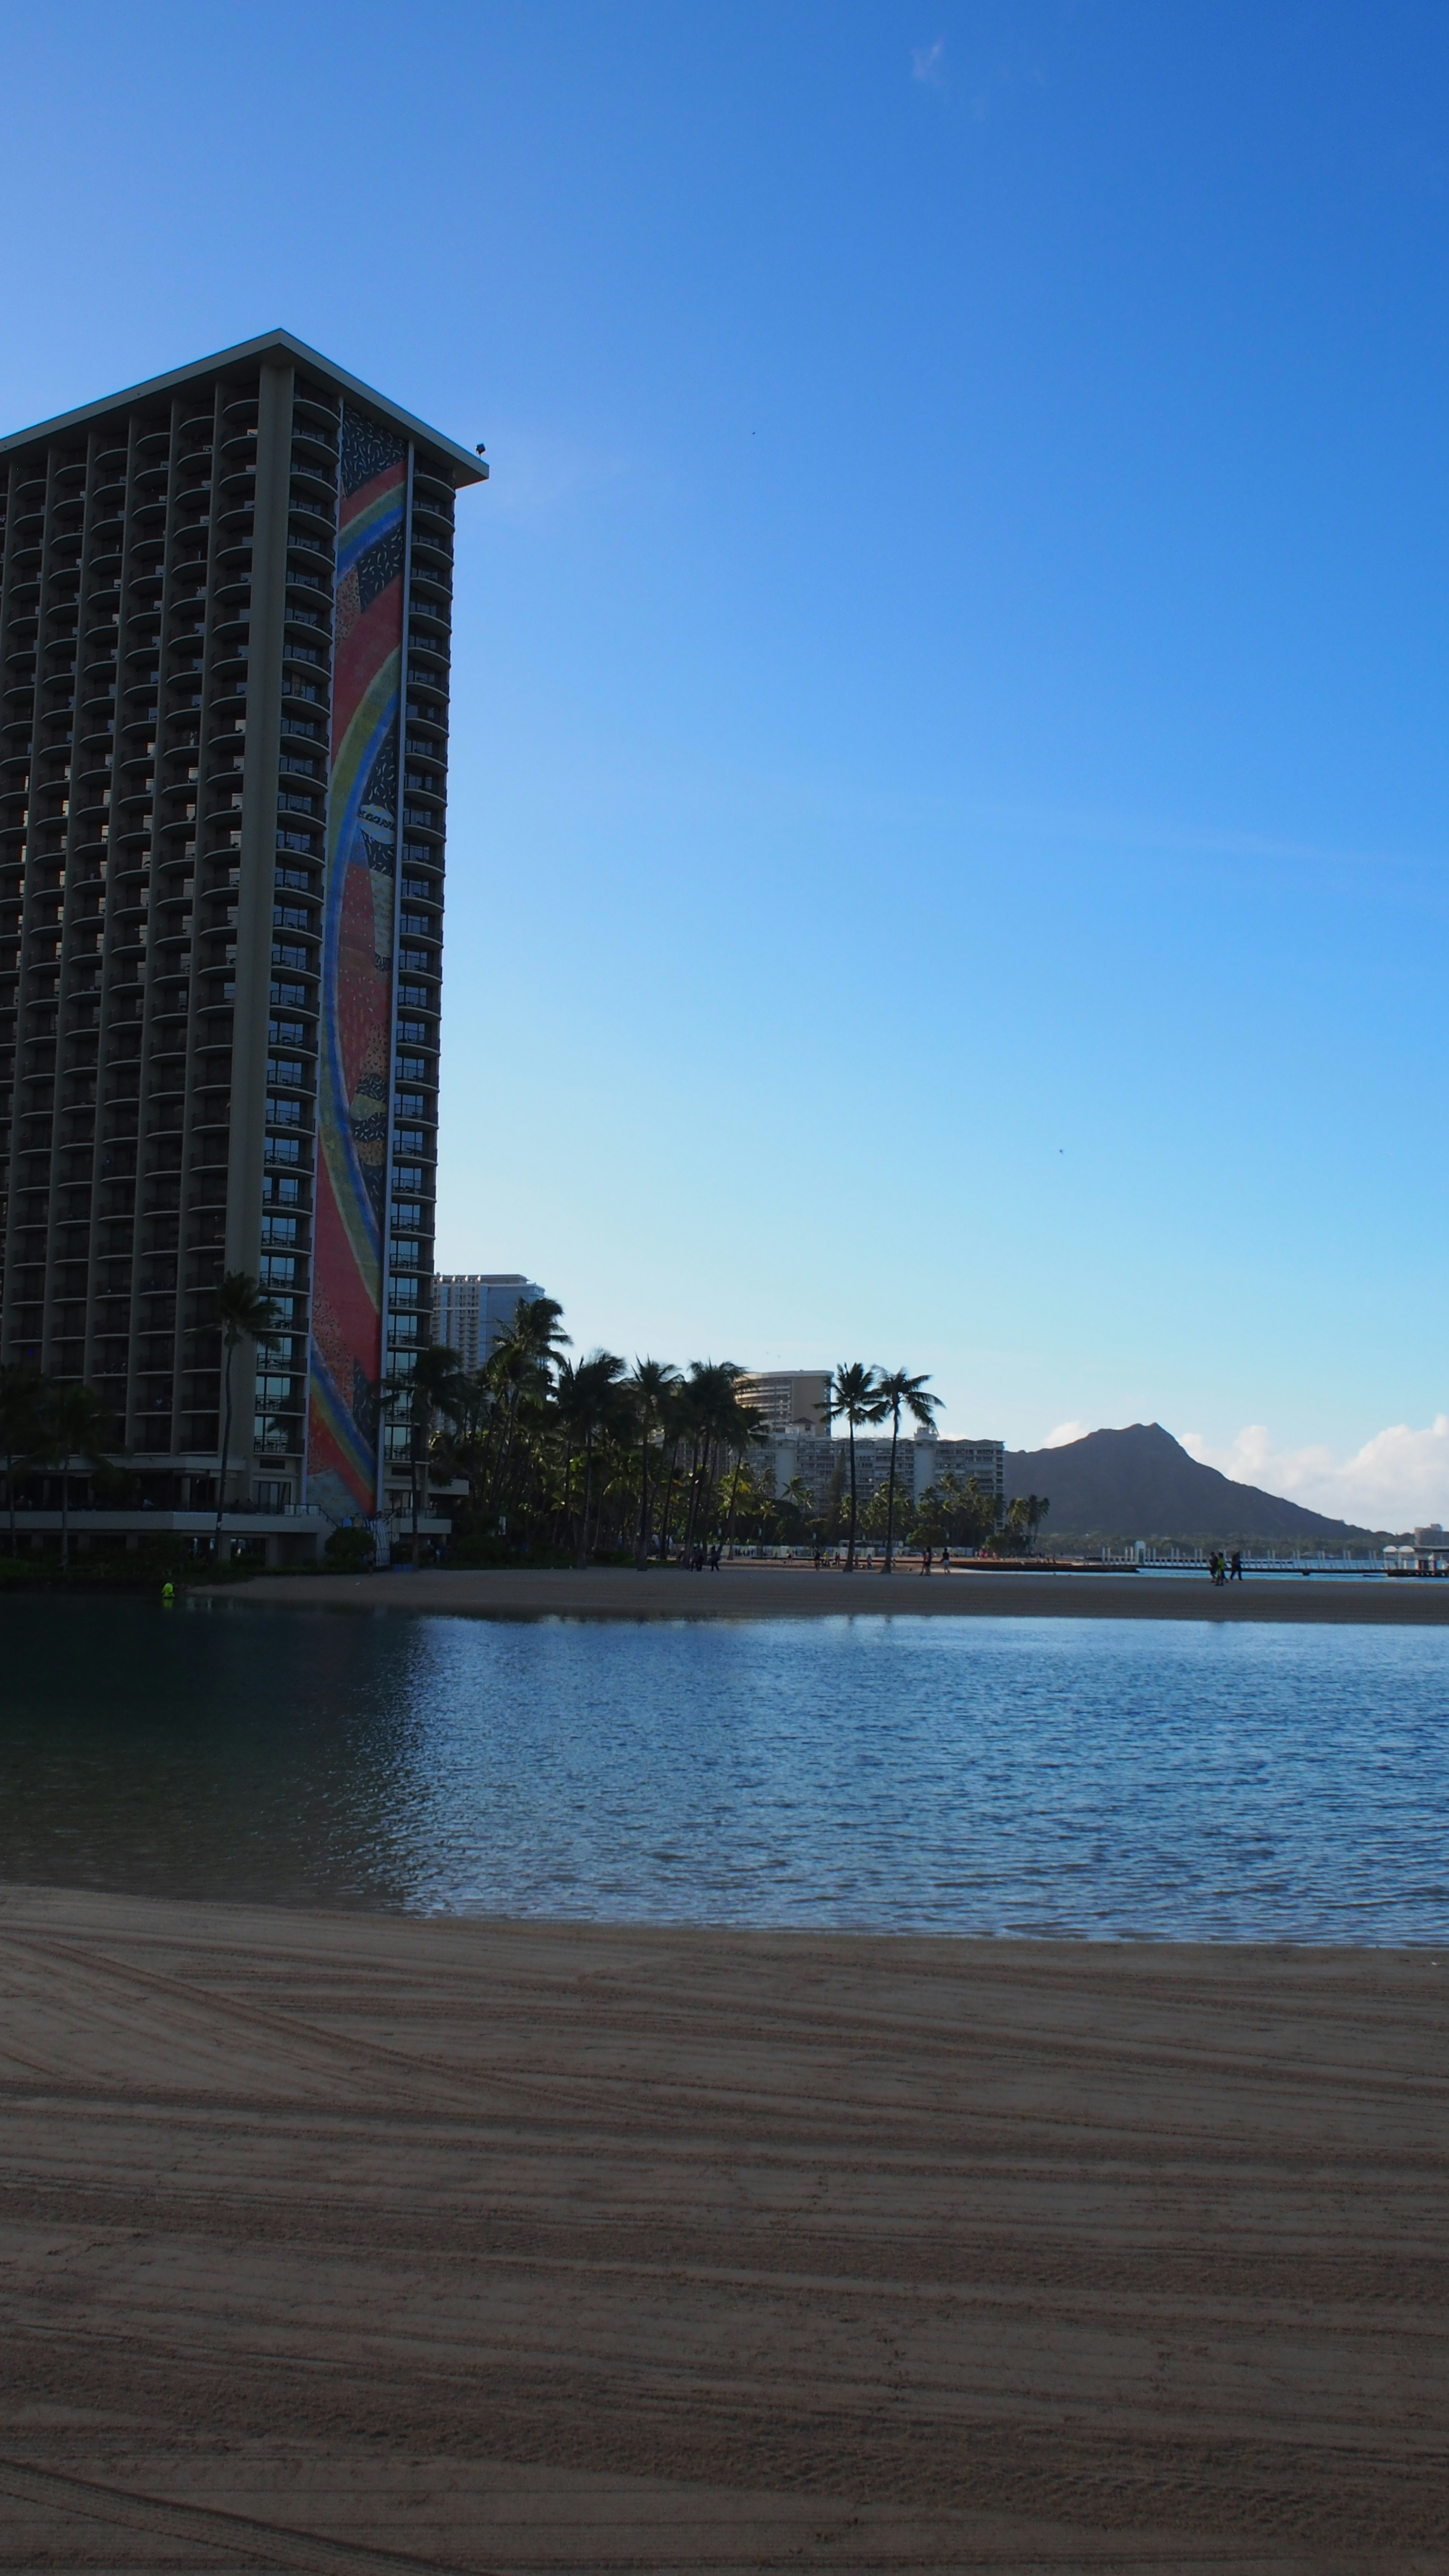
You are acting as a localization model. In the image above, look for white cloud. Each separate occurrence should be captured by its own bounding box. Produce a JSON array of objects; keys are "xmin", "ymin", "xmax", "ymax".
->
[
  {"xmin": 1042, "ymin": 1419, "xmax": 1090, "ymax": 1448},
  {"xmin": 1179, "ymin": 1419, "xmax": 1449, "ymax": 1533},
  {"xmin": 475, "ymin": 426, "xmax": 633, "ymax": 524},
  {"xmin": 911, "ymin": 38, "xmax": 946, "ymax": 86}
]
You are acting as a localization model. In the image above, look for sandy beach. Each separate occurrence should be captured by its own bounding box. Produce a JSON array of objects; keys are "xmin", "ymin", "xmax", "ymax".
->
[
  {"xmin": 212, "ymin": 1560, "xmax": 1449, "ymax": 1625},
  {"xmin": 0, "ymin": 1886, "xmax": 1444, "ymax": 2570}
]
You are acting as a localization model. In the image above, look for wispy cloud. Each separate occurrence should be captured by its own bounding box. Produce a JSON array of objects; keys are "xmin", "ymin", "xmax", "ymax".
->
[
  {"xmin": 474, "ymin": 425, "xmax": 634, "ymax": 524},
  {"xmin": 959, "ymin": 794, "xmax": 1432, "ymax": 880},
  {"xmin": 1179, "ymin": 1420, "xmax": 1449, "ymax": 1532},
  {"xmin": 1042, "ymin": 1420, "xmax": 1090, "ymax": 1448},
  {"xmin": 911, "ymin": 37, "xmax": 945, "ymax": 87}
]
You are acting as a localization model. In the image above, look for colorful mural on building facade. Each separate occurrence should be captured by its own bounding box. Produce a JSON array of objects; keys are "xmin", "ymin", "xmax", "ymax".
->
[{"xmin": 305, "ymin": 405, "xmax": 407, "ymax": 1521}]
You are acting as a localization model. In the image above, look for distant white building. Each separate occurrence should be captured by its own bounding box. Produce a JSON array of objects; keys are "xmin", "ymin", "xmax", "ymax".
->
[
  {"xmin": 757, "ymin": 1429, "xmax": 1004, "ymax": 1512},
  {"xmin": 1386, "ymin": 1526, "xmax": 1449, "ymax": 1576},
  {"xmin": 737, "ymin": 1370, "xmax": 831, "ymax": 1434},
  {"xmin": 435, "ymin": 1273, "xmax": 545, "ymax": 1374}
]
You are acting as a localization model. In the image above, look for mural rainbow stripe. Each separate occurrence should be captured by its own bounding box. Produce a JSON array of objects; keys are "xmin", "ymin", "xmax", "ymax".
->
[{"xmin": 305, "ymin": 406, "xmax": 407, "ymax": 1521}]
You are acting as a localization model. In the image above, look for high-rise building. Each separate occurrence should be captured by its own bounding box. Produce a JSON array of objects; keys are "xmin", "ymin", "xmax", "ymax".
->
[
  {"xmin": 737, "ymin": 1369, "xmax": 831, "ymax": 1435},
  {"xmin": 0, "ymin": 332, "xmax": 486, "ymax": 1526},
  {"xmin": 434, "ymin": 1272, "xmax": 545, "ymax": 1375},
  {"xmin": 756, "ymin": 1430, "xmax": 1005, "ymax": 1512}
]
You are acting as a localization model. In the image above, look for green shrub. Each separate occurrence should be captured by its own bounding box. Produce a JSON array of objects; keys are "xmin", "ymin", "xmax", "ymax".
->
[
  {"xmin": 324, "ymin": 1524, "xmax": 375, "ymax": 1570},
  {"xmin": 445, "ymin": 1535, "xmax": 575, "ymax": 1569}
]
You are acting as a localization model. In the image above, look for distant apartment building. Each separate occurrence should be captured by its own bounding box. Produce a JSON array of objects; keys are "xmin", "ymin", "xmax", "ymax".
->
[
  {"xmin": 923, "ymin": 1438, "xmax": 1006, "ymax": 1504},
  {"xmin": 434, "ymin": 1272, "xmax": 543, "ymax": 1374},
  {"xmin": 737, "ymin": 1369, "xmax": 831, "ymax": 1434},
  {"xmin": 759, "ymin": 1428, "xmax": 1004, "ymax": 1512}
]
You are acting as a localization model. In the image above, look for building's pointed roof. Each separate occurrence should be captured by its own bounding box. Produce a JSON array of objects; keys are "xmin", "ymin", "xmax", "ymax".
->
[{"xmin": 0, "ymin": 329, "xmax": 488, "ymax": 484}]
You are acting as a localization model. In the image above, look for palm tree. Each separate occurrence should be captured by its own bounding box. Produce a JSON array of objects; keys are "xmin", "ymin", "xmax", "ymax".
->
[
  {"xmin": 486, "ymin": 1297, "xmax": 571, "ymax": 1515},
  {"xmin": 216, "ymin": 1272, "xmax": 280, "ymax": 1544},
  {"xmin": 0, "ymin": 1363, "xmax": 45, "ymax": 1558},
  {"xmin": 1005, "ymin": 1492, "xmax": 1050, "ymax": 1555},
  {"xmin": 678, "ymin": 1361, "xmax": 743, "ymax": 1552},
  {"xmin": 554, "ymin": 1351, "xmax": 629, "ymax": 1563},
  {"xmin": 388, "ymin": 1341, "xmax": 468, "ymax": 1566},
  {"xmin": 822, "ymin": 1363, "xmax": 887, "ymax": 1570},
  {"xmin": 34, "ymin": 1380, "xmax": 115, "ymax": 1570},
  {"xmin": 721, "ymin": 1393, "xmax": 768, "ymax": 1558},
  {"xmin": 655, "ymin": 1379, "xmax": 693, "ymax": 1561},
  {"xmin": 572, "ymin": 1352, "xmax": 631, "ymax": 1564},
  {"xmin": 627, "ymin": 1358, "xmax": 680, "ymax": 1567},
  {"xmin": 777, "ymin": 1473, "xmax": 812, "ymax": 1545},
  {"xmin": 875, "ymin": 1367, "xmax": 941, "ymax": 1573}
]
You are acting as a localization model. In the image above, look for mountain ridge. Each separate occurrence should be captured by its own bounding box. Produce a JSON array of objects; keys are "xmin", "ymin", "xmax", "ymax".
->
[{"xmin": 1003, "ymin": 1421, "xmax": 1386, "ymax": 1546}]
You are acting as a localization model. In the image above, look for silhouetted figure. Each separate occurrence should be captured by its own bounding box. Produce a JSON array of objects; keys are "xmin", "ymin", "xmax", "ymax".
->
[
  {"xmin": 920, "ymin": 1546, "xmax": 933, "ymax": 1577},
  {"xmin": 1231, "ymin": 1550, "xmax": 1243, "ymax": 1582}
]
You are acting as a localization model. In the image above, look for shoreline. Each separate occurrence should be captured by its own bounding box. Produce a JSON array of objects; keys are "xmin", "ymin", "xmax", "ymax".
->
[
  {"xmin": 198, "ymin": 1559, "xmax": 1449, "ymax": 1624},
  {"xmin": 2, "ymin": 1881, "xmax": 1444, "ymax": 2569}
]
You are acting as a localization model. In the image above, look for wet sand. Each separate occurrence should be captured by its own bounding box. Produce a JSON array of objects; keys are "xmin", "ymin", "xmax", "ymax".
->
[
  {"xmin": 217, "ymin": 1561, "xmax": 1449, "ymax": 1625},
  {"xmin": 0, "ymin": 1885, "xmax": 1444, "ymax": 2570}
]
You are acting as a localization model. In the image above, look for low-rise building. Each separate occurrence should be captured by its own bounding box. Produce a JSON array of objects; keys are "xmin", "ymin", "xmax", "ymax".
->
[{"xmin": 1386, "ymin": 1526, "xmax": 1449, "ymax": 1576}]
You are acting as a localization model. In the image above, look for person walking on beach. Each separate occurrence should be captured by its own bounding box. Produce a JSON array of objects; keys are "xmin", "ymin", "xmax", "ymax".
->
[
  {"xmin": 940, "ymin": 1543, "xmax": 951, "ymax": 1576},
  {"xmin": 920, "ymin": 1545, "xmax": 933, "ymax": 1576},
  {"xmin": 708, "ymin": 1543, "xmax": 721, "ymax": 1572},
  {"xmin": 1230, "ymin": 1550, "xmax": 1243, "ymax": 1582}
]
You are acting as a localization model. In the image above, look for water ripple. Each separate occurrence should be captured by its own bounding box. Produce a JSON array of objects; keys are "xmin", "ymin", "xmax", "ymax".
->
[{"xmin": 0, "ymin": 1603, "xmax": 1445, "ymax": 1942}]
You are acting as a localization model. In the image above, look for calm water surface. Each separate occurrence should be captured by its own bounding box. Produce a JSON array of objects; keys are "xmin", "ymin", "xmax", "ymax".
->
[{"xmin": 1, "ymin": 1600, "xmax": 1445, "ymax": 1941}]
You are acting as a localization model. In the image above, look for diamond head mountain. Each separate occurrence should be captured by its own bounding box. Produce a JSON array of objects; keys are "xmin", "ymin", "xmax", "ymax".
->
[{"xmin": 1004, "ymin": 1422, "xmax": 1384, "ymax": 1549}]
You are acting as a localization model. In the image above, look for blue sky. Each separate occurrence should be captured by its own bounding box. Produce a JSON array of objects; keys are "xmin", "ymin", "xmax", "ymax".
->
[{"xmin": 5, "ymin": 2, "xmax": 1447, "ymax": 1519}]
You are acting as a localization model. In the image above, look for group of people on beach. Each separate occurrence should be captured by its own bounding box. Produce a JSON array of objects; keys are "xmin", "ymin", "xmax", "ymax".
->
[
  {"xmin": 1209, "ymin": 1551, "xmax": 1244, "ymax": 1586},
  {"xmin": 804, "ymin": 1541, "xmax": 956, "ymax": 1572}
]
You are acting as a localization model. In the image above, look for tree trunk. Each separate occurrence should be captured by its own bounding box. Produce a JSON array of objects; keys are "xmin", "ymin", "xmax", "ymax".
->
[
  {"xmin": 846, "ymin": 1421, "xmax": 858, "ymax": 1570},
  {"xmin": 725, "ymin": 1446, "xmax": 744, "ymax": 1558},
  {"xmin": 884, "ymin": 1406, "xmax": 900, "ymax": 1573},
  {"xmin": 60, "ymin": 1463, "xmax": 70, "ymax": 1570},
  {"xmin": 489, "ymin": 1386, "xmax": 518, "ymax": 1511},
  {"xmin": 635, "ymin": 1429, "xmax": 651, "ymax": 1570},
  {"xmin": 557, "ymin": 1435, "xmax": 574, "ymax": 1550},
  {"xmin": 215, "ymin": 1336, "xmax": 234, "ymax": 1550},
  {"xmin": 576, "ymin": 1432, "xmax": 595, "ymax": 1567}
]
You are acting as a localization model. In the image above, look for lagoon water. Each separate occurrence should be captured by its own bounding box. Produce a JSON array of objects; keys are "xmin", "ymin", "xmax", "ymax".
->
[{"xmin": 1, "ymin": 1599, "xmax": 1446, "ymax": 1942}]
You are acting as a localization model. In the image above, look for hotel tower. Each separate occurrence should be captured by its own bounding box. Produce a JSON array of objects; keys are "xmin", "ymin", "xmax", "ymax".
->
[{"xmin": 0, "ymin": 332, "xmax": 486, "ymax": 1529}]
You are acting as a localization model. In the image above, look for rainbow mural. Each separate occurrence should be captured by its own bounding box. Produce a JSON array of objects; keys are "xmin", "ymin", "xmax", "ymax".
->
[{"xmin": 305, "ymin": 406, "xmax": 407, "ymax": 1521}]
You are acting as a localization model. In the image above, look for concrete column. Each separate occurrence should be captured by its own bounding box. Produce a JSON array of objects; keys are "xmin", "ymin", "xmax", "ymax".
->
[{"xmin": 224, "ymin": 359, "xmax": 293, "ymax": 1503}]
